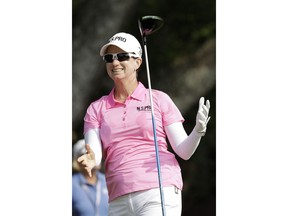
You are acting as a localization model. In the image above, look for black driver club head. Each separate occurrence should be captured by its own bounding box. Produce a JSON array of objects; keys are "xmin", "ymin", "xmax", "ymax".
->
[{"xmin": 138, "ymin": 15, "xmax": 164, "ymax": 37}]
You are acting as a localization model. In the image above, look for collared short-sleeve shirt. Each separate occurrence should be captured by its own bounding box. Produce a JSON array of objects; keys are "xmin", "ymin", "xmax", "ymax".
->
[{"xmin": 84, "ymin": 82, "xmax": 184, "ymax": 202}]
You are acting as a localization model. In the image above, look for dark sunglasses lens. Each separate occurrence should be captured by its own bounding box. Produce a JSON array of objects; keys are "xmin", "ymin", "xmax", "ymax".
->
[
  {"xmin": 104, "ymin": 54, "xmax": 113, "ymax": 63},
  {"xmin": 117, "ymin": 53, "xmax": 130, "ymax": 61},
  {"xmin": 103, "ymin": 53, "xmax": 132, "ymax": 63}
]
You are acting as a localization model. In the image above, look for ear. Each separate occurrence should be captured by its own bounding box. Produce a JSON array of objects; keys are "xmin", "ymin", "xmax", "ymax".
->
[{"xmin": 135, "ymin": 58, "xmax": 142, "ymax": 70}]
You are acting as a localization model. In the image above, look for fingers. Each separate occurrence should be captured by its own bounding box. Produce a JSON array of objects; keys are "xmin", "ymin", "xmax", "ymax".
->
[
  {"xmin": 85, "ymin": 167, "xmax": 92, "ymax": 178},
  {"xmin": 85, "ymin": 144, "xmax": 91, "ymax": 154},
  {"xmin": 77, "ymin": 154, "xmax": 85, "ymax": 163},
  {"xmin": 206, "ymin": 99, "xmax": 210, "ymax": 110},
  {"xmin": 198, "ymin": 97, "xmax": 204, "ymax": 111},
  {"xmin": 201, "ymin": 105, "xmax": 209, "ymax": 116},
  {"xmin": 77, "ymin": 154, "xmax": 93, "ymax": 177},
  {"xmin": 85, "ymin": 144, "xmax": 95, "ymax": 158},
  {"xmin": 206, "ymin": 116, "xmax": 211, "ymax": 124},
  {"xmin": 197, "ymin": 110, "xmax": 206, "ymax": 121},
  {"xmin": 77, "ymin": 155, "xmax": 88, "ymax": 168},
  {"xmin": 196, "ymin": 97, "xmax": 211, "ymax": 134},
  {"xmin": 76, "ymin": 144, "xmax": 96, "ymax": 177},
  {"xmin": 199, "ymin": 98, "xmax": 210, "ymax": 116}
]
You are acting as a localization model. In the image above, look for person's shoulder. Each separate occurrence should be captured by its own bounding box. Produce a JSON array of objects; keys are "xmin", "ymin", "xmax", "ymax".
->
[
  {"xmin": 72, "ymin": 172, "xmax": 81, "ymax": 179},
  {"xmin": 152, "ymin": 89, "xmax": 171, "ymax": 99},
  {"xmin": 92, "ymin": 95, "xmax": 109, "ymax": 104},
  {"xmin": 152, "ymin": 88, "xmax": 164, "ymax": 94},
  {"xmin": 88, "ymin": 95, "xmax": 109, "ymax": 108},
  {"xmin": 72, "ymin": 172, "xmax": 82, "ymax": 187}
]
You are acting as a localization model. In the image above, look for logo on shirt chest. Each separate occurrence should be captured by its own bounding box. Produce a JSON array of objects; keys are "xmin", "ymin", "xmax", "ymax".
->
[{"xmin": 136, "ymin": 105, "xmax": 151, "ymax": 111}]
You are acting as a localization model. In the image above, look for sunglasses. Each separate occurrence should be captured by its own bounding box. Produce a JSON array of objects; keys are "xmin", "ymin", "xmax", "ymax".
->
[{"xmin": 103, "ymin": 53, "xmax": 138, "ymax": 63}]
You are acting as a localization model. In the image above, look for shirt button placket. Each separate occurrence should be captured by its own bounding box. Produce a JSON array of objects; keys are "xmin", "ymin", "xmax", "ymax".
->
[{"xmin": 123, "ymin": 104, "xmax": 127, "ymax": 126}]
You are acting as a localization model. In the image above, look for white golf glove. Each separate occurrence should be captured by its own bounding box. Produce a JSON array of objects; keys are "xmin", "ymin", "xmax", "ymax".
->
[{"xmin": 195, "ymin": 97, "xmax": 211, "ymax": 136}]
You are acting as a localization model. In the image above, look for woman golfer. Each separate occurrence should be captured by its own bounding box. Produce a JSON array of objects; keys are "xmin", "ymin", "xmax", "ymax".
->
[{"xmin": 77, "ymin": 32, "xmax": 210, "ymax": 216}]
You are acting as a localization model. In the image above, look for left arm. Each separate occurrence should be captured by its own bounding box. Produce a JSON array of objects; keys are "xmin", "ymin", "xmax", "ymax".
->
[{"xmin": 165, "ymin": 97, "xmax": 211, "ymax": 160}]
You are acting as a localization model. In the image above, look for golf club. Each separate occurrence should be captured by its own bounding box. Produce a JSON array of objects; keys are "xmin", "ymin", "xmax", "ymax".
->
[{"xmin": 138, "ymin": 15, "xmax": 166, "ymax": 216}]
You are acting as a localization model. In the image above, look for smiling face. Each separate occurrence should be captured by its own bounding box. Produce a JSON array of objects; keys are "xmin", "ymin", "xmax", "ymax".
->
[{"xmin": 105, "ymin": 45, "xmax": 142, "ymax": 83}]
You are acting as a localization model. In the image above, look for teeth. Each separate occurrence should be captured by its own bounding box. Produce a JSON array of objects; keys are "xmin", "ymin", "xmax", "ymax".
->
[{"xmin": 112, "ymin": 69, "xmax": 123, "ymax": 72}]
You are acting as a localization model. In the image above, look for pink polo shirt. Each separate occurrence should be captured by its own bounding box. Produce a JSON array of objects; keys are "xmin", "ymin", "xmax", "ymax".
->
[{"xmin": 84, "ymin": 82, "xmax": 184, "ymax": 202}]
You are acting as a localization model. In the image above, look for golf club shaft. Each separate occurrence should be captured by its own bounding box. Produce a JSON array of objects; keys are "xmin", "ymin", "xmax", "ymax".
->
[{"xmin": 143, "ymin": 35, "xmax": 166, "ymax": 216}]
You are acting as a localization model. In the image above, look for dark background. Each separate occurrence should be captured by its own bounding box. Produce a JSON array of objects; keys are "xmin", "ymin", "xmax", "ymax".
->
[{"xmin": 72, "ymin": 0, "xmax": 216, "ymax": 215}]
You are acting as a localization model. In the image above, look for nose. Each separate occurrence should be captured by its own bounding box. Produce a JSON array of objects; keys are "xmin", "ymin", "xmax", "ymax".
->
[{"xmin": 112, "ymin": 58, "xmax": 120, "ymax": 65}]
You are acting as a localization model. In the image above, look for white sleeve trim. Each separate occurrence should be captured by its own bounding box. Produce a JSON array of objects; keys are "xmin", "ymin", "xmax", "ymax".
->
[{"xmin": 84, "ymin": 128, "xmax": 102, "ymax": 166}]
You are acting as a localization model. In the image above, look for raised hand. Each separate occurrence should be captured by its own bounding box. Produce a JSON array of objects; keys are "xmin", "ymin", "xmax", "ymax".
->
[{"xmin": 195, "ymin": 97, "xmax": 211, "ymax": 135}]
